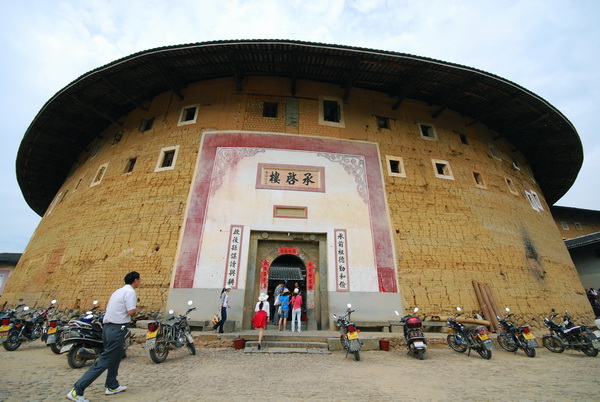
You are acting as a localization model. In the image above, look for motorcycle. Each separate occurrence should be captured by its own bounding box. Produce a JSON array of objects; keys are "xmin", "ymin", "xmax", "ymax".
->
[
  {"xmin": 47, "ymin": 302, "xmax": 100, "ymax": 354},
  {"xmin": 395, "ymin": 307, "xmax": 427, "ymax": 360},
  {"xmin": 446, "ymin": 307, "xmax": 494, "ymax": 359},
  {"xmin": 496, "ymin": 307, "xmax": 538, "ymax": 358},
  {"xmin": 0, "ymin": 304, "xmax": 26, "ymax": 345},
  {"xmin": 60, "ymin": 304, "xmax": 132, "ymax": 368},
  {"xmin": 1, "ymin": 300, "xmax": 56, "ymax": 351},
  {"xmin": 332, "ymin": 303, "xmax": 363, "ymax": 361},
  {"xmin": 145, "ymin": 300, "xmax": 196, "ymax": 363},
  {"xmin": 542, "ymin": 309, "xmax": 600, "ymax": 357}
]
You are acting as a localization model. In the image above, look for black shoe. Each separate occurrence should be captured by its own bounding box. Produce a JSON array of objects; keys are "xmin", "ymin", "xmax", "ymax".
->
[{"xmin": 257, "ymin": 343, "xmax": 262, "ymax": 350}]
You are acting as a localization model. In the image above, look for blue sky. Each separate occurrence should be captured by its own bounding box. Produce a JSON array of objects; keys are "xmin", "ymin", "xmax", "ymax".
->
[{"xmin": 1, "ymin": 0, "xmax": 598, "ymax": 252}]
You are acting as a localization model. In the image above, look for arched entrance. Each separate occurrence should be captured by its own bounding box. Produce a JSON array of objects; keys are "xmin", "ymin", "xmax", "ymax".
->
[{"xmin": 268, "ymin": 254, "xmax": 306, "ymax": 328}]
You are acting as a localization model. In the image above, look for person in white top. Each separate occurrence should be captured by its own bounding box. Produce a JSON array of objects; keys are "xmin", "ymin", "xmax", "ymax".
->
[
  {"xmin": 252, "ymin": 293, "xmax": 270, "ymax": 349},
  {"xmin": 213, "ymin": 285, "xmax": 231, "ymax": 333},
  {"xmin": 66, "ymin": 272, "xmax": 140, "ymax": 402}
]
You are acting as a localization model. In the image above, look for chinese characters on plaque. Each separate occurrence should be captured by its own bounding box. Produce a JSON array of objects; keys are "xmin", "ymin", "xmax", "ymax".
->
[
  {"xmin": 256, "ymin": 163, "xmax": 325, "ymax": 192},
  {"xmin": 224, "ymin": 225, "xmax": 243, "ymax": 288},
  {"xmin": 334, "ymin": 229, "xmax": 349, "ymax": 291}
]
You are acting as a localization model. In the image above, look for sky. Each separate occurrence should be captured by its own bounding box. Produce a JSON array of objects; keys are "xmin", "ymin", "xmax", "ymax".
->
[{"xmin": 1, "ymin": 0, "xmax": 598, "ymax": 252}]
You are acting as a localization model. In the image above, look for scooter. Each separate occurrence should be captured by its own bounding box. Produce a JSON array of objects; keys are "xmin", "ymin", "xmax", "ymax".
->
[
  {"xmin": 47, "ymin": 302, "xmax": 100, "ymax": 354},
  {"xmin": 145, "ymin": 300, "xmax": 196, "ymax": 363},
  {"xmin": 395, "ymin": 307, "xmax": 427, "ymax": 360},
  {"xmin": 496, "ymin": 307, "xmax": 538, "ymax": 357},
  {"xmin": 446, "ymin": 307, "xmax": 494, "ymax": 359},
  {"xmin": 333, "ymin": 303, "xmax": 363, "ymax": 361}
]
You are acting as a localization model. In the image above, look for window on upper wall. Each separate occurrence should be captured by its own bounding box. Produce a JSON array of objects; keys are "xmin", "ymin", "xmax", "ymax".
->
[
  {"xmin": 473, "ymin": 171, "xmax": 486, "ymax": 188},
  {"xmin": 525, "ymin": 190, "xmax": 544, "ymax": 212},
  {"xmin": 125, "ymin": 157, "xmax": 137, "ymax": 174},
  {"xmin": 419, "ymin": 123, "xmax": 437, "ymax": 140},
  {"xmin": 488, "ymin": 143, "xmax": 501, "ymax": 160},
  {"xmin": 432, "ymin": 159, "xmax": 454, "ymax": 180},
  {"xmin": 376, "ymin": 116, "xmax": 390, "ymax": 129},
  {"xmin": 45, "ymin": 191, "xmax": 63, "ymax": 216},
  {"xmin": 319, "ymin": 97, "xmax": 345, "ymax": 127},
  {"xmin": 458, "ymin": 132, "xmax": 469, "ymax": 145},
  {"xmin": 91, "ymin": 163, "xmax": 109, "ymax": 187},
  {"xmin": 386, "ymin": 155, "xmax": 406, "ymax": 178},
  {"xmin": 511, "ymin": 157, "xmax": 520, "ymax": 171},
  {"xmin": 575, "ymin": 222, "xmax": 583, "ymax": 230},
  {"xmin": 155, "ymin": 145, "xmax": 180, "ymax": 172},
  {"xmin": 178, "ymin": 105, "xmax": 199, "ymax": 126},
  {"xmin": 506, "ymin": 178, "xmax": 518, "ymax": 195},
  {"xmin": 263, "ymin": 102, "xmax": 278, "ymax": 118},
  {"xmin": 90, "ymin": 142, "xmax": 103, "ymax": 159},
  {"xmin": 561, "ymin": 222, "xmax": 569, "ymax": 230},
  {"xmin": 139, "ymin": 117, "xmax": 155, "ymax": 132}
]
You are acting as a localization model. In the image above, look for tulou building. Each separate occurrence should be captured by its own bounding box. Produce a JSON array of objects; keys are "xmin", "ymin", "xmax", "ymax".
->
[{"xmin": 3, "ymin": 40, "xmax": 591, "ymax": 329}]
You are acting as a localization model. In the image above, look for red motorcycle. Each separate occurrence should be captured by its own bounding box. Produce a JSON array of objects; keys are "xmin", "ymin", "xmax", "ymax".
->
[{"xmin": 395, "ymin": 308, "xmax": 427, "ymax": 360}]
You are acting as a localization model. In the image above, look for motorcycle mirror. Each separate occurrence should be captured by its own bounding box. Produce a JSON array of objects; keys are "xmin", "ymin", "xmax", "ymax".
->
[
  {"xmin": 564, "ymin": 310, "xmax": 569, "ymax": 314},
  {"xmin": 505, "ymin": 307, "xmax": 510, "ymax": 312},
  {"xmin": 551, "ymin": 308, "xmax": 555, "ymax": 312},
  {"xmin": 394, "ymin": 310, "xmax": 400, "ymax": 316},
  {"xmin": 413, "ymin": 307, "xmax": 419, "ymax": 313},
  {"xmin": 168, "ymin": 309, "xmax": 174, "ymax": 315},
  {"xmin": 51, "ymin": 299, "xmax": 57, "ymax": 304},
  {"xmin": 93, "ymin": 300, "xmax": 98, "ymax": 305},
  {"xmin": 347, "ymin": 303, "xmax": 352, "ymax": 308},
  {"xmin": 456, "ymin": 307, "xmax": 462, "ymax": 312},
  {"xmin": 332, "ymin": 314, "xmax": 337, "ymax": 319},
  {"xmin": 23, "ymin": 306, "xmax": 30, "ymax": 311},
  {"xmin": 86, "ymin": 311, "xmax": 92, "ymax": 314},
  {"xmin": 187, "ymin": 300, "xmax": 193, "ymax": 306}
]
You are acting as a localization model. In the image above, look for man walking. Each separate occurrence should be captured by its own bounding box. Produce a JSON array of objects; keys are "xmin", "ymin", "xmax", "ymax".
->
[{"xmin": 66, "ymin": 271, "xmax": 140, "ymax": 401}]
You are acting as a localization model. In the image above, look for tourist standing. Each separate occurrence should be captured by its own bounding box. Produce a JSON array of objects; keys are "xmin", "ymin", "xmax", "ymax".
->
[
  {"xmin": 213, "ymin": 285, "xmax": 232, "ymax": 333},
  {"xmin": 252, "ymin": 293, "xmax": 270, "ymax": 349},
  {"xmin": 291, "ymin": 288, "xmax": 303, "ymax": 332},
  {"xmin": 278, "ymin": 288, "xmax": 291, "ymax": 331}
]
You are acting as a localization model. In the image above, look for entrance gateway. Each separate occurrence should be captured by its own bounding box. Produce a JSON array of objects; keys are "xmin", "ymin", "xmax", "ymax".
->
[{"xmin": 242, "ymin": 231, "xmax": 327, "ymax": 330}]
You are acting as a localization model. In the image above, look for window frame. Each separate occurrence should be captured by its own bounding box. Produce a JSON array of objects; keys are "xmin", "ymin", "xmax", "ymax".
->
[
  {"xmin": 386, "ymin": 155, "xmax": 406, "ymax": 178},
  {"xmin": 472, "ymin": 171, "xmax": 486, "ymax": 188},
  {"xmin": 318, "ymin": 96, "xmax": 345, "ymax": 128},
  {"xmin": 91, "ymin": 163, "xmax": 109, "ymax": 187},
  {"xmin": 262, "ymin": 102, "xmax": 278, "ymax": 118},
  {"xmin": 155, "ymin": 145, "xmax": 180, "ymax": 172},
  {"xmin": 418, "ymin": 122, "xmax": 438, "ymax": 141},
  {"xmin": 177, "ymin": 105, "xmax": 199, "ymax": 126},
  {"xmin": 505, "ymin": 177, "xmax": 518, "ymax": 195},
  {"xmin": 488, "ymin": 143, "xmax": 502, "ymax": 160},
  {"xmin": 431, "ymin": 159, "xmax": 454, "ymax": 180}
]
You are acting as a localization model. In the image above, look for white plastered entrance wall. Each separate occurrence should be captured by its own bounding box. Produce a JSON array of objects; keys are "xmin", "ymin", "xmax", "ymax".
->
[{"xmin": 167, "ymin": 131, "xmax": 403, "ymax": 329}]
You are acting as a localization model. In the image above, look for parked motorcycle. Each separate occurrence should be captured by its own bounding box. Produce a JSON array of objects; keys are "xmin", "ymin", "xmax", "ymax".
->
[
  {"xmin": 1, "ymin": 300, "xmax": 56, "ymax": 351},
  {"xmin": 542, "ymin": 309, "xmax": 599, "ymax": 357},
  {"xmin": 395, "ymin": 307, "xmax": 427, "ymax": 360},
  {"xmin": 0, "ymin": 304, "xmax": 26, "ymax": 346},
  {"xmin": 145, "ymin": 300, "xmax": 196, "ymax": 363},
  {"xmin": 47, "ymin": 302, "xmax": 100, "ymax": 355},
  {"xmin": 496, "ymin": 307, "xmax": 538, "ymax": 357},
  {"xmin": 446, "ymin": 307, "xmax": 494, "ymax": 359},
  {"xmin": 60, "ymin": 305, "xmax": 132, "ymax": 368},
  {"xmin": 332, "ymin": 303, "xmax": 363, "ymax": 361}
]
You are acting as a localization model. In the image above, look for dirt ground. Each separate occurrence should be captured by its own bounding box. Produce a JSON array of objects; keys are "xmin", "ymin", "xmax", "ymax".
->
[{"xmin": 0, "ymin": 340, "xmax": 599, "ymax": 401}]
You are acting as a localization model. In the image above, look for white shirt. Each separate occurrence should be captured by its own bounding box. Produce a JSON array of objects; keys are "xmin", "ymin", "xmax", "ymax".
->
[
  {"xmin": 255, "ymin": 301, "xmax": 270, "ymax": 318},
  {"xmin": 103, "ymin": 284, "xmax": 137, "ymax": 324}
]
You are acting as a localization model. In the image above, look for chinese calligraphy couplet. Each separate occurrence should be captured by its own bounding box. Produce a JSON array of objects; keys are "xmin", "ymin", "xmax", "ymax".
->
[
  {"xmin": 224, "ymin": 225, "xmax": 243, "ymax": 288},
  {"xmin": 334, "ymin": 229, "xmax": 349, "ymax": 291}
]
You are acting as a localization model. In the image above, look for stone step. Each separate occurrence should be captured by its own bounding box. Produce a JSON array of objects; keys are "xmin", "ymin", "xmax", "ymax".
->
[{"xmin": 244, "ymin": 340, "xmax": 331, "ymax": 354}]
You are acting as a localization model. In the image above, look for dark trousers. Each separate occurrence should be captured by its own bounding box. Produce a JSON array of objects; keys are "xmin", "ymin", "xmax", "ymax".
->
[
  {"xmin": 213, "ymin": 307, "xmax": 227, "ymax": 333},
  {"xmin": 74, "ymin": 323, "xmax": 125, "ymax": 395}
]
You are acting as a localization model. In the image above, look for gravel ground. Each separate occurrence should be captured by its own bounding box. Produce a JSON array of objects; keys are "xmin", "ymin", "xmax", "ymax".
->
[{"xmin": 0, "ymin": 339, "xmax": 599, "ymax": 401}]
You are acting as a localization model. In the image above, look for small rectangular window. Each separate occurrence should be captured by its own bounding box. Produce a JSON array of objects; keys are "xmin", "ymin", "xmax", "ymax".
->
[
  {"xmin": 575, "ymin": 222, "xmax": 583, "ymax": 230},
  {"xmin": 155, "ymin": 145, "xmax": 180, "ymax": 172},
  {"xmin": 263, "ymin": 102, "xmax": 278, "ymax": 118},
  {"xmin": 125, "ymin": 158, "xmax": 137, "ymax": 173},
  {"xmin": 139, "ymin": 117, "xmax": 155, "ymax": 132},
  {"xmin": 91, "ymin": 163, "xmax": 109, "ymax": 187},
  {"xmin": 386, "ymin": 155, "xmax": 406, "ymax": 178},
  {"xmin": 91, "ymin": 142, "xmax": 103, "ymax": 159},
  {"xmin": 511, "ymin": 157, "xmax": 520, "ymax": 171},
  {"xmin": 323, "ymin": 100, "xmax": 340, "ymax": 122},
  {"xmin": 376, "ymin": 116, "xmax": 390, "ymax": 129},
  {"xmin": 178, "ymin": 105, "xmax": 199, "ymax": 126},
  {"xmin": 459, "ymin": 133, "xmax": 469, "ymax": 145},
  {"xmin": 419, "ymin": 123, "xmax": 437, "ymax": 140},
  {"xmin": 561, "ymin": 222, "xmax": 569, "ymax": 230},
  {"xmin": 489, "ymin": 143, "xmax": 501, "ymax": 160},
  {"xmin": 273, "ymin": 205, "xmax": 308, "ymax": 219},
  {"xmin": 473, "ymin": 171, "xmax": 486, "ymax": 188},
  {"xmin": 506, "ymin": 178, "xmax": 518, "ymax": 195},
  {"xmin": 432, "ymin": 159, "xmax": 453, "ymax": 180},
  {"xmin": 74, "ymin": 178, "xmax": 82, "ymax": 191}
]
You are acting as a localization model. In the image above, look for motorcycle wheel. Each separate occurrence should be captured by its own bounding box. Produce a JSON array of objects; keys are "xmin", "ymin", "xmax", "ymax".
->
[
  {"xmin": 67, "ymin": 345, "xmax": 88, "ymax": 369},
  {"xmin": 353, "ymin": 350, "xmax": 360, "ymax": 361},
  {"xmin": 417, "ymin": 349, "xmax": 425, "ymax": 360},
  {"xmin": 542, "ymin": 336, "xmax": 565, "ymax": 353},
  {"xmin": 2, "ymin": 330, "xmax": 22, "ymax": 351},
  {"xmin": 187, "ymin": 340, "xmax": 196, "ymax": 355},
  {"xmin": 497, "ymin": 333, "xmax": 518, "ymax": 352},
  {"xmin": 582, "ymin": 345, "xmax": 598, "ymax": 357},
  {"xmin": 50, "ymin": 332, "xmax": 64, "ymax": 354},
  {"xmin": 476, "ymin": 347, "xmax": 492, "ymax": 360},
  {"xmin": 149, "ymin": 337, "xmax": 169, "ymax": 364},
  {"xmin": 523, "ymin": 346, "xmax": 536, "ymax": 358},
  {"xmin": 447, "ymin": 334, "xmax": 467, "ymax": 353}
]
